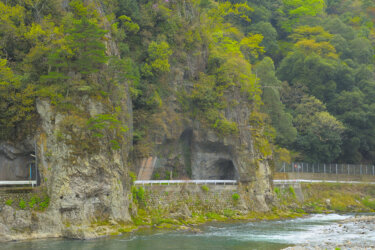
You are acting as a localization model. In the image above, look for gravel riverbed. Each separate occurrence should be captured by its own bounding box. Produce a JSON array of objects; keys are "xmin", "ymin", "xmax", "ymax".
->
[{"xmin": 284, "ymin": 215, "xmax": 375, "ymax": 249}]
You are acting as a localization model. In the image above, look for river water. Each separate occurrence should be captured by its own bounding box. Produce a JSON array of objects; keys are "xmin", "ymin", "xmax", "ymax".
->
[{"xmin": 3, "ymin": 214, "xmax": 374, "ymax": 250}]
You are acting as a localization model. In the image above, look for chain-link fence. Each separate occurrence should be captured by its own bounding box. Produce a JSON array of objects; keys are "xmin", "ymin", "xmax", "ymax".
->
[{"xmin": 278, "ymin": 162, "xmax": 375, "ymax": 176}]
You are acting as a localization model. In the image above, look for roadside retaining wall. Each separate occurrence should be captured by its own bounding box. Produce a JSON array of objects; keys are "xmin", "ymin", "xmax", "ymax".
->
[
  {"xmin": 0, "ymin": 187, "xmax": 46, "ymax": 210},
  {"xmin": 139, "ymin": 184, "xmax": 242, "ymax": 213}
]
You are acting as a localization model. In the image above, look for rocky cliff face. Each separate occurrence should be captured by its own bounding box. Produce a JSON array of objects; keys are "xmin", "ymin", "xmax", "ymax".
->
[
  {"xmin": 38, "ymin": 96, "xmax": 132, "ymax": 237},
  {"xmin": 136, "ymin": 54, "xmax": 274, "ymax": 212},
  {"xmin": 0, "ymin": 92, "xmax": 133, "ymax": 241},
  {"xmin": 0, "ymin": 1, "xmax": 274, "ymax": 241},
  {"xmin": 0, "ymin": 0, "xmax": 135, "ymax": 240},
  {"xmin": 0, "ymin": 46, "xmax": 273, "ymax": 243}
]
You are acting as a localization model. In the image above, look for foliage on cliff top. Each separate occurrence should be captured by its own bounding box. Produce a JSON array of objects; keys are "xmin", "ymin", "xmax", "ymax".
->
[{"xmin": 1, "ymin": 0, "xmax": 375, "ymax": 164}]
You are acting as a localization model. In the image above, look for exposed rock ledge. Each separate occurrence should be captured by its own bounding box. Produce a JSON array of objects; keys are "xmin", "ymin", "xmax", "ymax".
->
[{"xmin": 0, "ymin": 97, "xmax": 133, "ymax": 241}]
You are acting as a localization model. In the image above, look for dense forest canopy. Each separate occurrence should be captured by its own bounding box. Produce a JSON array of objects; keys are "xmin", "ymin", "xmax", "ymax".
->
[{"xmin": 0, "ymin": 0, "xmax": 374, "ymax": 164}]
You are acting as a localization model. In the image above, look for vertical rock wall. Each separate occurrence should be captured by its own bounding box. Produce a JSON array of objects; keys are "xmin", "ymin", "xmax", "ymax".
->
[
  {"xmin": 135, "ymin": 55, "xmax": 274, "ymax": 212},
  {"xmin": 34, "ymin": 95, "xmax": 132, "ymax": 238}
]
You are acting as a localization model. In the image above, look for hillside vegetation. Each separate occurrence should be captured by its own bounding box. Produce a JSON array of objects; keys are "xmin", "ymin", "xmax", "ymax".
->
[{"xmin": 0, "ymin": 0, "xmax": 374, "ymax": 164}]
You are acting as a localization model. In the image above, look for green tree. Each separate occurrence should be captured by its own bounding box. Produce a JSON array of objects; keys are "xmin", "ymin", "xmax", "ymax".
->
[
  {"xmin": 0, "ymin": 59, "xmax": 35, "ymax": 139},
  {"xmin": 279, "ymin": 0, "xmax": 325, "ymax": 31},
  {"xmin": 289, "ymin": 25, "xmax": 338, "ymax": 59},
  {"xmin": 323, "ymin": 17, "xmax": 356, "ymax": 40},
  {"xmin": 329, "ymin": 89, "xmax": 374, "ymax": 163},
  {"xmin": 142, "ymin": 41, "xmax": 172, "ymax": 76},
  {"xmin": 250, "ymin": 21, "xmax": 279, "ymax": 56},
  {"xmin": 255, "ymin": 57, "xmax": 296, "ymax": 146},
  {"xmin": 67, "ymin": 17, "xmax": 108, "ymax": 76},
  {"xmin": 41, "ymin": 17, "xmax": 107, "ymax": 85},
  {"xmin": 349, "ymin": 38, "xmax": 374, "ymax": 64},
  {"xmin": 293, "ymin": 96, "xmax": 345, "ymax": 162},
  {"xmin": 0, "ymin": 2, "xmax": 28, "ymax": 62},
  {"xmin": 277, "ymin": 51, "xmax": 339, "ymax": 102}
]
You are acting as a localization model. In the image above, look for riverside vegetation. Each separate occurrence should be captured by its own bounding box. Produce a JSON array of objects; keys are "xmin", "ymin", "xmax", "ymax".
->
[
  {"xmin": 119, "ymin": 182, "xmax": 375, "ymax": 233},
  {"xmin": 1, "ymin": 183, "xmax": 374, "ymax": 235},
  {"xmin": 0, "ymin": 0, "xmax": 375, "ymax": 241}
]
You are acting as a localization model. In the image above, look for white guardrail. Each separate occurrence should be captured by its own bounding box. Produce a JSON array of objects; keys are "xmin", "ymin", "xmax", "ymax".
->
[
  {"xmin": 2, "ymin": 179, "xmax": 374, "ymax": 187},
  {"xmin": 134, "ymin": 180, "xmax": 237, "ymax": 185},
  {"xmin": 0, "ymin": 180, "xmax": 37, "ymax": 186},
  {"xmin": 134, "ymin": 179, "xmax": 375, "ymax": 185}
]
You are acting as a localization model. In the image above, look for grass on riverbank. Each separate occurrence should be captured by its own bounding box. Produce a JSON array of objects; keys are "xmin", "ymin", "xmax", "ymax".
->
[
  {"xmin": 274, "ymin": 183, "xmax": 375, "ymax": 214},
  {"xmin": 115, "ymin": 183, "xmax": 375, "ymax": 235}
]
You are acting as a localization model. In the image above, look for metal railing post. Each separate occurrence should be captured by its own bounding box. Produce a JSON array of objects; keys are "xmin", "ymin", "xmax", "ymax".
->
[
  {"xmin": 34, "ymin": 142, "xmax": 36, "ymax": 187},
  {"xmin": 336, "ymin": 164, "xmax": 338, "ymax": 175},
  {"xmin": 35, "ymin": 162, "xmax": 38, "ymax": 187},
  {"xmin": 29, "ymin": 164, "xmax": 32, "ymax": 187}
]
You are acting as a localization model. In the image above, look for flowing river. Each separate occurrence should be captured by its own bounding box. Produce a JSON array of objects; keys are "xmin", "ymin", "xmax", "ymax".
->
[{"xmin": 3, "ymin": 214, "xmax": 374, "ymax": 250}]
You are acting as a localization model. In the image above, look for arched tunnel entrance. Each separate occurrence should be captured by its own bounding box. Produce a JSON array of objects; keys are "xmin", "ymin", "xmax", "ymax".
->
[
  {"xmin": 180, "ymin": 128, "xmax": 193, "ymax": 178},
  {"xmin": 188, "ymin": 135, "xmax": 238, "ymax": 180},
  {"xmin": 150, "ymin": 127, "xmax": 239, "ymax": 181},
  {"xmin": 214, "ymin": 159, "xmax": 236, "ymax": 179},
  {"xmin": 207, "ymin": 159, "xmax": 237, "ymax": 180}
]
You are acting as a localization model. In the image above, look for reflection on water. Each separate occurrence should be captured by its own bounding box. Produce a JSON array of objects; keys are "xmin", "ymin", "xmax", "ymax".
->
[{"xmin": 2, "ymin": 214, "xmax": 373, "ymax": 250}]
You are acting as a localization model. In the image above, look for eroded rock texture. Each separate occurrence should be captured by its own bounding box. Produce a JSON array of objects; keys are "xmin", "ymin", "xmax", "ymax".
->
[
  {"xmin": 0, "ymin": 1, "xmax": 274, "ymax": 241},
  {"xmin": 37, "ymin": 94, "xmax": 132, "ymax": 237},
  {"xmin": 136, "ymin": 54, "xmax": 273, "ymax": 212},
  {"xmin": 0, "ymin": 93, "xmax": 133, "ymax": 241},
  {"xmin": 146, "ymin": 116, "xmax": 273, "ymax": 212}
]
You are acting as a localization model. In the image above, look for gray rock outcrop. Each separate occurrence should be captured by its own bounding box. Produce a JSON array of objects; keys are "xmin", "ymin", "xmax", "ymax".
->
[
  {"xmin": 0, "ymin": 94, "xmax": 133, "ymax": 241},
  {"xmin": 135, "ymin": 53, "xmax": 273, "ymax": 212},
  {"xmin": 0, "ymin": 0, "xmax": 274, "ymax": 241}
]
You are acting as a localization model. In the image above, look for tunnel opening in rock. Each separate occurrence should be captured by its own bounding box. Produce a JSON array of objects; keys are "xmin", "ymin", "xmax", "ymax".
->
[
  {"xmin": 179, "ymin": 128, "xmax": 193, "ymax": 178},
  {"xmin": 209, "ymin": 159, "xmax": 236, "ymax": 180},
  {"xmin": 0, "ymin": 147, "xmax": 38, "ymax": 183}
]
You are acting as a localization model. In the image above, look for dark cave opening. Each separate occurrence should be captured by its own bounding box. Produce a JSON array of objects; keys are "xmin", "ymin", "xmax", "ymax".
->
[
  {"xmin": 179, "ymin": 128, "xmax": 193, "ymax": 178},
  {"xmin": 210, "ymin": 159, "xmax": 236, "ymax": 180}
]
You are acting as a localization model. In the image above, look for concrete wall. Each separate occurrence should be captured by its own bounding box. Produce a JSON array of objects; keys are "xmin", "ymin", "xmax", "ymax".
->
[
  {"xmin": 141, "ymin": 184, "xmax": 243, "ymax": 213},
  {"xmin": 0, "ymin": 155, "xmax": 34, "ymax": 181},
  {"xmin": 0, "ymin": 142, "xmax": 35, "ymax": 181},
  {"xmin": 0, "ymin": 188, "xmax": 36, "ymax": 208}
]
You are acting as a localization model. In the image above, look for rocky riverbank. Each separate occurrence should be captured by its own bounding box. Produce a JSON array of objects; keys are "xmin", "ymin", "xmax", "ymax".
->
[{"xmin": 284, "ymin": 215, "xmax": 375, "ymax": 249}]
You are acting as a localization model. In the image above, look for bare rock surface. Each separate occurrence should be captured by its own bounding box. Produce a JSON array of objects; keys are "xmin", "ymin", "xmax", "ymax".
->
[{"xmin": 0, "ymin": 96, "xmax": 132, "ymax": 241}]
